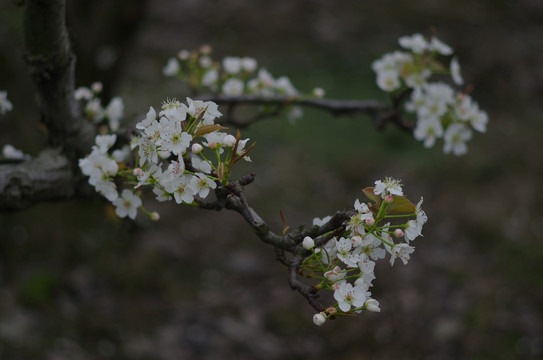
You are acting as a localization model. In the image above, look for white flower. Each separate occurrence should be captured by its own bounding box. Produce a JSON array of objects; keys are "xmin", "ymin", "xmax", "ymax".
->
[
  {"xmin": 450, "ymin": 57, "xmax": 463, "ymax": 85},
  {"xmin": 312, "ymin": 216, "xmax": 331, "ymax": 227},
  {"xmin": 202, "ymin": 69, "xmax": 219, "ymax": 88},
  {"xmin": 73, "ymin": 87, "xmax": 93, "ymax": 101},
  {"xmin": 104, "ymin": 97, "xmax": 124, "ymax": 131},
  {"xmin": 163, "ymin": 57, "xmax": 180, "ymax": 76},
  {"xmin": 136, "ymin": 107, "xmax": 156, "ymax": 130},
  {"xmin": 241, "ymin": 57, "xmax": 258, "ymax": 72},
  {"xmin": 333, "ymin": 281, "xmax": 368, "ymax": 312},
  {"xmin": 376, "ymin": 70, "xmax": 401, "ymax": 92},
  {"xmin": 186, "ymin": 98, "xmax": 222, "ymax": 125},
  {"xmin": 112, "ymin": 189, "xmax": 142, "ymax": 220},
  {"xmin": 469, "ymin": 108, "xmax": 489, "ymax": 133},
  {"xmin": 336, "ymin": 237, "xmax": 360, "ymax": 268},
  {"xmin": 398, "ymin": 33, "xmax": 428, "ymax": 54},
  {"xmin": 160, "ymin": 119, "xmax": 192, "ymax": 155},
  {"xmin": 358, "ymin": 257, "xmax": 376, "ymax": 287},
  {"xmin": 221, "ymin": 78, "xmax": 245, "ymax": 96},
  {"xmin": 171, "ymin": 174, "xmax": 196, "ymax": 204},
  {"xmin": 274, "ymin": 76, "xmax": 298, "ymax": 96},
  {"xmin": 191, "ymin": 156, "xmax": 212, "ymax": 173},
  {"xmin": 454, "ymin": 95, "xmax": 476, "ymax": 122},
  {"xmin": 429, "ymin": 37, "xmax": 453, "ymax": 56},
  {"xmin": 414, "ymin": 117, "xmax": 443, "ymax": 148},
  {"xmin": 404, "ymin": 69, "xmax": 431, "ymax": 89},
  {"xmin": 389, "ymin": 243, "xmax": 415, "ymax": 266},
  {"xmin": 222, "ymin": 56, "xmax": 242, "ymax": 74},
  {"xmin": 374, "ymin": 177, "xmax": 403, "ymax": 198},
  {"xmin": 199, "ymin": 55, "xmax": 212, "ymax": 68},
  {"xmin": 137, "ymin": 137, "xmax": 159, "ymax": 166},
  {"xmin": 94, "ymin": 134, "xmax": 117, "ymax": 154},
  {"xmin": 2, "ymin": 144, "xmax": 26, "ymax": 160},
  {"xmin": 312, "ymin": 312, "xmax": 326, "ymax": 326},
  {"xmin": 443, "ymin": 123, "xmax": 472, "ymax": 156},
  {"xmin": 404, "ymin": 198, "xmax": 428, "ymax": 242},
  {"xmin": 190, "ymin": 172, "xmax": 217, "ymax": 199},
  {"xmin": 302, "ymin": 236, "xmax": 315, "ymax": 250}
]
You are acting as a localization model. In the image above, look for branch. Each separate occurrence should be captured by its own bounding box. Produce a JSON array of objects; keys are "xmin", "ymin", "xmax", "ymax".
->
[
  {"xmin": 0, "ymin": 148, "xmax": 76, "ymax": 211},
  {"xmin": 198, "ymin": 95, "xmax": 414, "ymax": 132},
  {"xmin": 23, "ymin": 0, "xmax": 95, "ymax": 157}
]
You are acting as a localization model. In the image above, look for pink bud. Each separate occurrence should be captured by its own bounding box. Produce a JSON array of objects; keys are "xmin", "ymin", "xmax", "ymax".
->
[
  {"xmin": 133, "ymin": 168, "xmax": 143, "ymax": 177},
  {"xmin": 365, "ymin": 216, "xmax": 375, "ymax": 226},
  {"xmin": 394, "ymin": 229, "xmax": 404, "ymax": 238},
  {"xmin": 327, "ymin": 307, "xmax": 337, "ymax": 315},
  {"xmin": 384, "ymin": 195, "xmax": 394, "ymax": 204}
]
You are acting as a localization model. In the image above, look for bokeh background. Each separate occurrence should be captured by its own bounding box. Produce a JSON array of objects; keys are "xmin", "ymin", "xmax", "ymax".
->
[{"xmin": 1, "ymin": 0, "xmax": 543, "ymax": 359}]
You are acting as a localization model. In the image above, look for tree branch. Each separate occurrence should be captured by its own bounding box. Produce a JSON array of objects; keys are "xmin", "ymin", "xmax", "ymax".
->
[
  {"xmin": 23, "ymin": 0, "xmax": 95, "ymax": 158},
  {"xmin": 0, "ymin": 148, "xmax": 76, "ymax": 211},
  {"xmin": 198, "ymin": 95, "xmax": 414, "ymax": 132}
]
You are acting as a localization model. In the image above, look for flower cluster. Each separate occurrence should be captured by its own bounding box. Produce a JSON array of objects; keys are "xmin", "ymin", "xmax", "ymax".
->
[
  {"xmin": 162, "ymin": 45, "xmax": 324, "ymax": 121},
  {"xmin": 79, "ymin": 98, "xmax": 253, "ymax": 220},
  {"xmin": 372, "ymin": 33, "xmax": 488, "ymax": 155},
  {"xmin": 74, "ymin": 82, "xmax": 124, "ymax": 131},
  {"xmin": 0, "ymin": 90, "xmax": 13, "ymax": 115},
  {"xmin": 304, "ymin": 178, "xmax": 427, "ymax": 326}
]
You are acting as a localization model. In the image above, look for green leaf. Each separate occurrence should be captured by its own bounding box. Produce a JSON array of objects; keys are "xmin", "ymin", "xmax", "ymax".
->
[
  {"xmin": 387, "ymin": 196, "xmax": 416, "ymax": 214},
  {"xmin": 194, "ymin": 124, "xmax": 227, "ymax": 137},
  {"xmin": 363, "ymin": 187, "xmax": 380, "ymax": 204}
]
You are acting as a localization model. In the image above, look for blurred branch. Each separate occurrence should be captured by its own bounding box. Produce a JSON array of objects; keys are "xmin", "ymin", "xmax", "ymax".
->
[
  {"xmin": 23, "ymin": 0, "xmax": 95, "ymax": 157},
  {"xmin": 198, "ymin": 95, "xmax": 414, "ymax": 132}
]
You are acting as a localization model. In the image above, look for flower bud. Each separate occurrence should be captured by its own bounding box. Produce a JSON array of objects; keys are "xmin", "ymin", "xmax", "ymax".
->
[
  {"xmin": 150, "ymin": 212, "xmax": 160, "ymax": 221},
  {"xmin": 312, "ymin": 312, "xmax": 326, "ymax": 326},
  {"xmin": 192, "ymin": 143, "xmax": 203, "ymax": 154},
  {"xmin": 351, "ymin": 235, "xmax": 363, "ymax": 247},
  {"xmin": 178, "ymin": 49, "xmax": 190, "ymax": 60},
  {"xmin": 199, "ymin": 44, "xmax": 212, "ymax": 55},
  {"xmin": 365, "ymin": 216, "xmax": 375, "ymax": 226},
  {"xmin": 394, "ymin": 229, "xmax": 404, "ymax": 238},
  {"xmin": 312, "ymin": 87, "xmax": 325, "ymax": 98},
  {"xmin": 133, "ymin": 168, "xmax": 143, "ymax": 177},
  {"xmin": 326, "ymin": 307, "xmax": 337, "ymax": 315},
  {"xmin": 365, "ymin": 299, "xmax": 381, "ymax": 312},
  {"xmin": 302, "ymin": 236, "xmax": 315, "ymax": 250},
  {"xmin": 223, "ymin": 134, "xmax": 237, "ymax": 147},
  {"xmin": 384, "ymin": 195, "xmax": 394, "ymax": 204},
  {"xmin": 91, "ymin": 82, "xmax": 103, "ymax": 93}
]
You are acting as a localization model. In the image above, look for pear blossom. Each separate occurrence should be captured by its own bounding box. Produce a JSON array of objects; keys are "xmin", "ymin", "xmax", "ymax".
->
[
  {"xmin": 202, "ymin": 69, "xmax": 219, "ymax": 88},
  {"xmin": 389, "ymin": 243, "xmax": 416, "ymax": 266},
  {"xmin": 171, "ymin": 175, "xmax": 196, "ymax": 204},
  {"xmin": 312, "ymin": 215, "xmax": 332, "ymax": 227},
  {"xmin": 163, "ymin": 57, "xmax": 180, "ymax": 76},
  {"xmin": 190, "ymin": 172, "xmax": 217, "ymax": 198},
  {"xmin": 222, "ymin": 56, "xmax": 242, "ymax": 74},
  {"xmin": 374, "ymin": 177, "xmax": 403, "ymax": 198},
  {"xmin": 1, "ymin": 144, "xmax": 27, "ymax": 160},
  {"xmin": 405, "ymin": 198, "xmax": 428, "ymax": 241},
  {"xmin": 112, "ymin": 189, "xmax": 142, "ymax": 220},
  {"xmin": 429, "ymin": 37, "xmax": 453, "ymax": 55},
  {"xmin": 333, "ymin": 281, "xmax": 368, "ymax": 312},
  {"xmin": 450, "ymin": 57, "xmax": 463, "ymax": 85},
  {"xmin": 469, "ymin": 108, "xmax": 489, "ymax": 133},
  {"xmin": 414, "ymin": 117, "xmax": 444, "ymax": 148},
  {"xmin": 177, "ymin": 50, "xmax": 190, "ymax": 60},
  {"xmin": 73, "ymin": 87, "xmax": 93, "ymax": 101},
  {"xmin": 398, "ymin": 33, "xmax": 428, "ymax": 54},
  {"xmin": 443, "ymin": 123, "xmax": 472, "ymax": 156},
  {"xmin": 241, "ymin": 57, "xmax": 257, "ymax": 72}
]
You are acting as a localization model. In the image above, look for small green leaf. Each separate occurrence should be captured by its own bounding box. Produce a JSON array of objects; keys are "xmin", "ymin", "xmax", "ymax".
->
[
  {"xmin": 387, "ymin": 196, "xmax": 416, "ymax": 214},
  {"xmin": 363, "ymin": 187, "xmax": 380, "ymax": 204},
  {"xmin": 194, "ymin": 124, "xmax": 227, "ymax": 137}
]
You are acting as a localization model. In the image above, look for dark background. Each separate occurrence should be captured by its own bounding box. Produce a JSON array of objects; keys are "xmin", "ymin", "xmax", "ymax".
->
[{"xmin": 1, "ymin": 0, "xmax": 542, "ymax": 359}]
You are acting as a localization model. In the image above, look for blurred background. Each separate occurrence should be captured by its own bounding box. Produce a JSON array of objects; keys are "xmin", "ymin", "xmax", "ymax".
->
[{"xmin": 1, "ymin": 0, "xmax": 543, "ymax": 359}]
